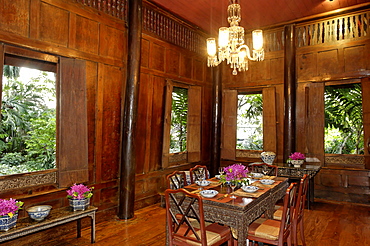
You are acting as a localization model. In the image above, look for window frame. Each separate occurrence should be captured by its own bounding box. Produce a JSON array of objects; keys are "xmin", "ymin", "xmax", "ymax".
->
[
  {"xmin": 0, "ymin": 44, "xmax": 88, "ymax": 191},
  {"xmin": 162, "ymin": 79, "xmax": 201, "ymax": 168}
]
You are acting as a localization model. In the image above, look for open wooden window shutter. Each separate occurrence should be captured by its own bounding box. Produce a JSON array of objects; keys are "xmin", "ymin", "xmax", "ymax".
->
[
  {"xmin": 221, "ymin": 89, "xmax": 237, "ymax": 160},
  {"xmin": 187, "ymin": 85, "xmax": 201, "ymax": 162},
  {"xmin": 58, "ymin": 57, "xmax": 88, "ymax": 188},
  {"xmin": 162, "ymin": 80, "xmax": 173, "ymax": 168},
  {"xmin": 362, "ymin": 77, "xmax": 370, "ymax": 169},
  {"xmin": 262, "ymin": 87, "xmax": 277, "ymax": 152}
]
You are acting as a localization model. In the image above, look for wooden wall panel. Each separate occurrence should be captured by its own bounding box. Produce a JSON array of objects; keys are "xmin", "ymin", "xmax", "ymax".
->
[
  {"xmin": 317, "ymin": 49, "xmax": 340, "ymax": 76},
  {"xmin": 193, "ymin": 58, "xmax": 204, "ymax": 81},
  {"xmin": 75, "ymin": 15, "xmax": 99, "ymax": 54},
  {"xmin": 150, "ymin": 42, "xmax": 165, "ymax": 72},
  {"xmin": 270, "ymin": 57, "xmax": 284, "ymax": 80},
  {"xmin": 136, "ymin": 73, "xmax": 153, "ymax": 174},
  {"xmin": 141, "ymin": 38, "xmax": 150, "ymax": 68},
  {"xmin": 0, "ymin": 0, "xmax": 29, "ymax": 37},
  {"xmin": 39, "ymin": 2, "xmax": 69, "ymax": 46},
  {"xmin": 99, "ymin": 24, "xmax": 126, "ymax": 60},
  {"xmin": 344, "ymin": 45, "xmax": 365, "ymax": 72},
  {"xmin": 99, "ymin": 64, "xmax": 123, "ymax": 181},
  {"xmin": 297, "ymin": 53, "xmax": 317, "ymax": 80},
  {"xmin": 166, "ymin": 49, "xmax": 180, "ymax": 75},
  {"xmin": 180, "ymin": 54, "xmax": 192, "ymax": 78},
  {"xmin": 149, "ymin": 75, "xmax": 166, "ymax": 172},
  {"xmin": 250, "ymin": 59, "xmax": 270, "ymax": 81}
]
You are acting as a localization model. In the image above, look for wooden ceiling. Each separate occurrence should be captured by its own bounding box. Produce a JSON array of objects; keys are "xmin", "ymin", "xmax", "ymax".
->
[{"xmin": 149, "ymin": 0, "xmax": 369, "ymax": 35}]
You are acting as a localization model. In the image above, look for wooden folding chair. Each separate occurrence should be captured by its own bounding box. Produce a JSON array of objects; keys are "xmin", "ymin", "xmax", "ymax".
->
[
  {"xmin": 292, "ymin": 174, "xmax": 309, "ymax": 246},
  {"xmin": 165, "ymin": 188, "xmax": 233, "ymax": 246},
  {"xmin": 246, "ymin": 182, "xmax": 298, "ymax": 246},
  {"xmin": 189, "ymin": 165, "xmax": 209, "ymax": 184}
]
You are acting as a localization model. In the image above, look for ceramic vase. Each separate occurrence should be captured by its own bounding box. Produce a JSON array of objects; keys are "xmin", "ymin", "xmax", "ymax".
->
[
  {"xmin": 0, "ymin": 213, "xmax": 18, "ymax": 231},
  {"xmin": 260, "ymin": 151, "xmax": 276, "ymax": 165},
  {"xmin": 68, "ymin": 198, "xmax": 90, "ymax": 211},
  {"xmin": 291, "ymin": 159, "xmax": 304, "ymax": 168}
]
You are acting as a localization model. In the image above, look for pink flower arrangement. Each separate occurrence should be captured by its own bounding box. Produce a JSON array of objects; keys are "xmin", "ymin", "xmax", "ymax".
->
[
  {"xmin": 66, "ymin": 183, "xmax": 94, "ymax": 200},
  {"xmin": 220, "ymin": 163, "xmax": 249, "ymax": 184},
  {"xmin": 0, "ymin": 198, "xmax": 23, "ymax": 218},
  {"xmin": 288, "ymin": 152, "xmax": 306, "ymax": 160}
]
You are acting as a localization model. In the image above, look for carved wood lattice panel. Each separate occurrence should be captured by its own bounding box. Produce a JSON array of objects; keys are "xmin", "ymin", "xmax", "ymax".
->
[
  {"xmin": 75, "ymin": 0, "xmax": 127, "ymax": 20},
  {"xmin": 297, "ymin": 11, "xmax": 369, "ymax": 47}
]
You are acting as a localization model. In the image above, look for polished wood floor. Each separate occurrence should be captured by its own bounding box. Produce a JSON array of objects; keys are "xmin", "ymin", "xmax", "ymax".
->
[{"xmin": 39, "ymin": 200, "xmax": 370, "ymax": 246}]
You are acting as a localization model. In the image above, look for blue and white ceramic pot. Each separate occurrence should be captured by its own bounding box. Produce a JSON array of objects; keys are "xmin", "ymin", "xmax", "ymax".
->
[
  {"xmin": 260, "ymin": 151, "xmax": 276, "ymax": 165},
  {"xmin": 291, "ymin": 159, "xmax": 304, "ymax": 168},
  {"xmin": 0, "ymin": 213, "xmax": 18, "ymax": 231},
  {"xmin": 68, "ymin": 198, "xmax": 90, "ymax": 211}
]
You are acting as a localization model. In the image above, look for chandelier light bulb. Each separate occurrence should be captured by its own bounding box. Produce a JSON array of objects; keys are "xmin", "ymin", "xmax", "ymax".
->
[
  {"xmin": 252, "ymin": 30, "xmax": 264, "ymax": 51},
  {"xmin": 207, "ymin": 38, "xmax": 217, "ymax": 56},
  {"xmin": 218, "ymin": 27, "xmax": 229, "ymax": 47}
]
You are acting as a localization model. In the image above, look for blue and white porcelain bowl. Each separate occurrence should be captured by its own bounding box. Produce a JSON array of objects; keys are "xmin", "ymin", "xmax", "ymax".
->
[
  {"xmin": 260, "ymin": 179, "xmax": 275, "ymax": 185},
  {"xmin": 200, "ymin": 190, "xmax": 218, "ymax": 198},
  {"xmin": 195, "ymin": 180, "xmax": 210, "ymax": 186},
  {"xmin": 241, "ymin": 185, "xmax": 259, "ymax": 193},
  {"xmin": 250, "ymin": 172, "xmax": 264, "ymax": 178},
  {"xmin": 260, "ymin": 151, "xmax": 276, "ymax": 164},
  {"xmin": 27, "ymin": 205, "xmax": 52, "ymax": 221}
]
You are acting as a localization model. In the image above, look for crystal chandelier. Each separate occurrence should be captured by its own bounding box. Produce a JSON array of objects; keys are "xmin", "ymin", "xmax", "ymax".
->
[{"xmin": 206, "ymin": 0, "xmax": 264, "ymax": 75}]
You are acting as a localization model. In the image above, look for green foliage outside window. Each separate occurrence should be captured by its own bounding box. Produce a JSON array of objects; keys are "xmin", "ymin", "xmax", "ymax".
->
[
  {"xmin": 0, "ymin": 66, "xmax": 56, "ymax": 175},
  {"xmin": 325, "ymin": 84, "xmax": 363, "ymax": 154},
  {"xmin": 237, "ymin": 94, "xmax": 263, "ymax": 150},
  {"xmin": 170, "ymin": 87, "xmax": 188, "ymax": 153}
]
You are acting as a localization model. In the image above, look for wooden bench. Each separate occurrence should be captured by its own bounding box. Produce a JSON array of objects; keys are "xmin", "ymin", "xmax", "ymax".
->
[{"xmin": 0, "ymin": 206, "xmax": 97, "ymax": 244}]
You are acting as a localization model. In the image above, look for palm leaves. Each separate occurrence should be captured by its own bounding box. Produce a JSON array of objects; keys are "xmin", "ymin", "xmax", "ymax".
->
[
  {"xmin": 170, "ymin": 87, "xmax": 188, "ymax": 153},
  {"xmin": 325, "ymin": 84, "xmax": 363, "ymax": 154}
]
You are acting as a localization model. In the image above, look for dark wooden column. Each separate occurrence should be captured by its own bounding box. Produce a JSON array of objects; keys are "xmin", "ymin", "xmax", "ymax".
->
[
  {"xmin": 210, "ymin": 66, "xmax": 222, "ymax": 176},
  {"xmin": 283, "ymin": 24, "xmax": 296, "ymax": 161},
  {"xmin": 118, "ymin": 0, "xmax": 142, "ymax": 220}
]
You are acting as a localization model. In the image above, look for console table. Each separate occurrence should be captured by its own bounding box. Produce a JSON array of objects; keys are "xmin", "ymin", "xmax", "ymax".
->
[
  {"xmin": 0, "ymin": 206, "xmax": 97, "ymax": 244},
  {"xmin": 276, "ymin": 163, "xmax": 321, "ymax": 209}
]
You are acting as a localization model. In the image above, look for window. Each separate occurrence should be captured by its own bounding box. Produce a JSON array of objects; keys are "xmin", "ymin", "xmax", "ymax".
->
[
  {"xmin": 0, "ymin": 44, "xmax": 88, "ymax": 189},
  {"xmin": 1, "ymin": 65, "xmax": 56, "ymax": 176},
  {"xmin": 324, "ymin": 83, "xmax": 363, "ymax": 155},
  {"xmin": 170, "ymin": 87, "xmax": 188, "ymax": 153},
  {"xmin": 162, "ymin": 80, "xmax": 201, "ymax": 167},
  {"xmin": 237, "ymin": 93, "xmax": 263, "ymax": 150},
  {"xmin": 221, "ymin": 87, "xmax": 277, "ymax": 160}
]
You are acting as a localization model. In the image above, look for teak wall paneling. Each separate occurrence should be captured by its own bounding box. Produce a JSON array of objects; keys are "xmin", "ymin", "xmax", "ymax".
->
[{"xmin": 0, "ymin": 0, "xmax": 127, "ymax": 239}]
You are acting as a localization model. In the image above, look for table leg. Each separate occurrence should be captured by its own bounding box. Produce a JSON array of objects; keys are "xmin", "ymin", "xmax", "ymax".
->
[
  {"xmin": 77, "ymin": 219, "xmax": 81, "ymax": 238},
  {"xmin": 91, "ymin": 213, "xmax": 96, "ymax": 243}
]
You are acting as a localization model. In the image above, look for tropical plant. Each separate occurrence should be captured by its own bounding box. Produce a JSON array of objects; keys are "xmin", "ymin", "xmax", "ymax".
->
[
  {"xmin": 324, "ymin": 84, "xmax": 363, "ymax": 154},
  {"xmin": 170, "ymin": 87, "xmax": 188, "ymax": 153}
]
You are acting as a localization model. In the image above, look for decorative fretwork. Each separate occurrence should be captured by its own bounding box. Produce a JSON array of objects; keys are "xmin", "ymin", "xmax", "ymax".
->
[
  {"xmin": 297, "ymin": 12, "xmax": 369, "ymax": 47},
  {"xmin": 325, "ymin": 155, "xmax": 365, "ymax": 165},
  {"xmin": 236, "ymin": 150, "xmax": 262, "ymax": 158},
  {"xmin": 142, "ymin": 5, "xmax": 206, "ymax": 55},
  {"xmin": 0, "ymin": 171, "xmax": 57, "ymax": 191},
  {"xmin": 74, "ymin": 0, "xmax": 127, "ymax": 20}
]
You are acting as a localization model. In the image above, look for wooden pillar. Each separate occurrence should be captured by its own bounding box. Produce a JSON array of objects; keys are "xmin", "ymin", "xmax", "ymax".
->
[
  {"xmin": 118, "ymin": 0, "xmax": 142, "ymax": 220},
  {"xmin": 283, "ymin": 24, "xmax": 296, "ymax": 161},
  {"xmin": 210, "ymin": 66, "xmax": 222, "ymax": 176}
]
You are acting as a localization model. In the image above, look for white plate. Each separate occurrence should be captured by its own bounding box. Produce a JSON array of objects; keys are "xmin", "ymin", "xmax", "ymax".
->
[
  {"xmin": 241, "ymin": 185, "xmax": 259, "ymax": 193},
  {"xmin": 195, "ymin": 180, "xmax": 210, "ymax": 186},
  {"xmin": 200, "ymin": 190, "xmax": 218, "ymax": 198},
  {"xmin": 215, "ymin": 175, "xmax": 221, "ymax": 179},
  {"xmin": 260, "ymin": 179, "xmax": 275, "ymax": 185},
  {"xmin": 250, "ymin": 172, "xmax": 264, "ymax": 178}
]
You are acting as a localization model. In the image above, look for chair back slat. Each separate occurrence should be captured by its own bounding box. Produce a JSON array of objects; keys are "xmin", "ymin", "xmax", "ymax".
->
[
  {"xmin": 279, "ymin": 183, "xmax": 298, "ymax": 243},
  {"xmin": 189, "ymin": 165, "xmax": 209, "ymax": 183},
  {"xmin": 296, "ymin": 174, "xmax": 309, "ymax": 216},
  {"xmin": 167, "ymin": 171, "xmax": 187, "ymax": 189}
]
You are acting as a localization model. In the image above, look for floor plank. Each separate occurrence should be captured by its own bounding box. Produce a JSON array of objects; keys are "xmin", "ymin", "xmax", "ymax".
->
[{"xmin": 38, "ymin": 201, "xmax": 370, "ymax": 246}]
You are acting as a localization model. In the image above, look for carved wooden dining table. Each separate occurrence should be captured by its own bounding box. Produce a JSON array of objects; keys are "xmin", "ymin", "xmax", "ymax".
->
[{"xmin": 167, "ymin": 176, "xmax": 289, "ymax": 246}]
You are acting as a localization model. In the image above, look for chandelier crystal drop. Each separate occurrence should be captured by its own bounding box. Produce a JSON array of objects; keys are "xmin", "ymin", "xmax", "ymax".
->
[{"xmin": 206, "ymin": 0, "xmax": 264, "ymax": 75}]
